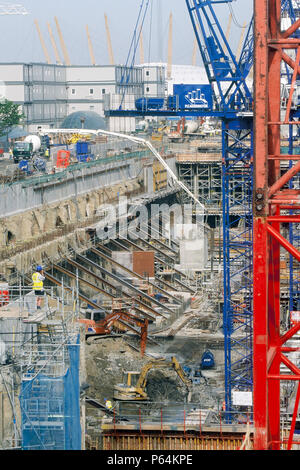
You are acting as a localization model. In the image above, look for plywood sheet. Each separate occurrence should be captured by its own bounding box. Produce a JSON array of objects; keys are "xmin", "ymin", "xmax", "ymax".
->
[{"xmin": 132, "ymin": 251, "xmax": 155, "ymax": 278}]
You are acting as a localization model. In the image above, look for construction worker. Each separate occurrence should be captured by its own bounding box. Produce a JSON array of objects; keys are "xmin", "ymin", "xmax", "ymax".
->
[
  {"xmin": 222, "ymin": 400, "xmax": 226, "ymax": 413},
  {"xmin": 104, "ymin": 398, "xmax": 113, "ymax": 410},
  {"xmin": 32, "ymin": 265, "xmax": 45, "ymax": 310}
]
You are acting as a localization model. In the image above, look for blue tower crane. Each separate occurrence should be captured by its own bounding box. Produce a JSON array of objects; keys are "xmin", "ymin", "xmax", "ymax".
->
[
  {"xmin": 185, "ymin": 0, "xmax": 253, "ymax": 113},
  {"xmin": 104, "ymin": 0, "xmax": 300, "ymax": 419},
  {"xmin": 185, "ymin": 0, "xmax": 254, "ymax": 414},
  {"xmin": 105, "ymin": 0, "xmax": 255, "ymax": 414}
]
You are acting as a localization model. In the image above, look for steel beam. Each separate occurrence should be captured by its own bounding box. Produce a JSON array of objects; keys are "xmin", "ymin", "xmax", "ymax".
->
[
  {"xmin": 75, "ymin": 253, "xmax": 172, "ymax": 316},
  {"xmin": 91, "ymin": 247, "xmax": 181, "ymax": 304},
  {"xmin": 60, "ymin": 259, "xmax": 159, "ymax": 321},
  {"xmin": 44, "ymin": 271, "xmax": 105, "ymax": 311}
]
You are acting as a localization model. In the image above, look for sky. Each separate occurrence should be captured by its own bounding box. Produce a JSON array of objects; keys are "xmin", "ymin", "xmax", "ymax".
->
[{"xmin": 0, "ymin": 0, "xmax": 253, "ymax": 66}]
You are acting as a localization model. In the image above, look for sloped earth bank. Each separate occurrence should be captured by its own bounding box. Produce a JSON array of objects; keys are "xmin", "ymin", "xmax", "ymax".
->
[{"xmin": 84, "ymin": 335, "xmax": 225, "ymax": 414}]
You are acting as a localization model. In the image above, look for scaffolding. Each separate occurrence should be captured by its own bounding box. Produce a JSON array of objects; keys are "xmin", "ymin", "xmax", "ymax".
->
[
  {"xmin": 176, "ymin": 159, "xmax": 222, "ymax": 211},
  {"xmin": 0, "ymin": 283, "xmax": 81, "ymax": 450},
  {"xmin": 19, "ymin": 332, "xmax": 81, "ymax": 450},
  {"xmin": 222, "ymin": 126, "xmax": 253, "ymax": 410}
]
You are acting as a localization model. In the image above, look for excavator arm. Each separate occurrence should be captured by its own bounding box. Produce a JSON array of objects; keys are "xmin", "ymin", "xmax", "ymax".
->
[
  {"xmin": 135, "ymin": 357, "xmax": 192, "ymax": 396},
  {"xmin": 78, "ymin": 310, "xmax": 148, "ymax": 356},
  {"xmin": 114, "ymin": 356, "xmax": 192, "ymax": 401}
]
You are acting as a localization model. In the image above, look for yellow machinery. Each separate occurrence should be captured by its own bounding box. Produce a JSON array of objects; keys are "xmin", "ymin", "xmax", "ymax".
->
[
  {"xmin": 113, "ymin": 356, "xmax": 192, "ymax": 401},
  {"xmin": 66, "ymin": 133, "xmax": 92, "ymax": 144},
  {"xmin": 151, "ymin": 124, "xmax": 171, "ymax": 141}
]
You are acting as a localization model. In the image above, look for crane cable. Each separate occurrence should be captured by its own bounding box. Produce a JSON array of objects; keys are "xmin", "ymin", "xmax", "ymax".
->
[
  {"xmin": 147, "ymin": 0, "xmax": 154, "ymax": 63},
  {"xmin": 228, "ymin": 3, "xmax": 251, "ymax": 29}
]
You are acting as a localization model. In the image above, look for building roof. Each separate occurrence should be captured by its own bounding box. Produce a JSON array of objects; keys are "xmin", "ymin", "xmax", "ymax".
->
[{"xmin": 60, "ymin": 111, "xmax": 106, "ymax": 130}]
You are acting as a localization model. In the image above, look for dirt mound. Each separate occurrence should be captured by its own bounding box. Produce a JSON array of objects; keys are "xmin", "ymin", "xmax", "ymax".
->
[{"xmin": 145, "ymin": 370, "xmax": 188, "ymax": 402}]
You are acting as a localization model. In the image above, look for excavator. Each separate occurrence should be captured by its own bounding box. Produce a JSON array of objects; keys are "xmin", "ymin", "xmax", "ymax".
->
[
  {"xmin": 167, "ymin": 117, "xmax": 186, "ymax": 142},
  {"xmin": 113, "ymin": 356, "xmax": 192, "ymax": 401},
  {"xmin": 78, "ymin": 309, "xmax": 148, "ymax": 356}
]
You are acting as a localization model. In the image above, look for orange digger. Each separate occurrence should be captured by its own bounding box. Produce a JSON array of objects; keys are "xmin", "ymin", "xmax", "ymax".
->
[{"xmin": 78, "ymin": 309, "xmax": 148, "ymax": 356}]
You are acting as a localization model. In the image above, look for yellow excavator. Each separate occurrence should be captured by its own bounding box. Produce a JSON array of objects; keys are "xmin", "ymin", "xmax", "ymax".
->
[{"xmin": 113, "ymin": 356, "xmax": 192, "ymax": 401}]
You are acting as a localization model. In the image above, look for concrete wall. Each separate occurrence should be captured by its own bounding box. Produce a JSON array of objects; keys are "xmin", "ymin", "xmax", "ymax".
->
[
  {"xmin": 0, "ymin": 157, "xmax": 144, "ymax": 218},
  {"xmin": 3, "ymin": 84, "xmax": 24, "ymax": 103},
  {"xmin": 0, "ymin": 154, "xmax": 148, "ymax": 277}
]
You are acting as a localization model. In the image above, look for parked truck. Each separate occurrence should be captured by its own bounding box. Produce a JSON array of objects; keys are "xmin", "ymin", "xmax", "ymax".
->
[{"xmin": 13, "ymin": 135, "xmax": 42, "ymax": 163}]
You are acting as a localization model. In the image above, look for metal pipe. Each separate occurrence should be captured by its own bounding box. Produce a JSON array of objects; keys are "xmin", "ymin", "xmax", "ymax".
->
[
  {"xmin": 266, "ymin": 224, "xmax": 300, "ymax": 262},
  {"xmin": 269, "ymin": 160, "xmax": 300, "ymax": 197}
]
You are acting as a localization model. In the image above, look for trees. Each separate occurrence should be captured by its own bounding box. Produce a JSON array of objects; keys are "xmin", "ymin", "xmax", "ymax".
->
[{"xmin": 0, "ymin": 99, "xmax": 24, "ymax": 138}]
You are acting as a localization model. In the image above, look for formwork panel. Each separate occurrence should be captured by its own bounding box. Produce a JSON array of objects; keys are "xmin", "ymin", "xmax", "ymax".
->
[{"xmin": 102, "ymin": 432, "xmax": 246, "ymax": 451}]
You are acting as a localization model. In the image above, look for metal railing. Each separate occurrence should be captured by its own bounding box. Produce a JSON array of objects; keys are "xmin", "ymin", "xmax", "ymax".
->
[
  {"xmin": 107, "ymin": 402, "xmax": 254, "ymax": 429},
  {"xmin": 103, "ymin": 403, "xmax": 300, "ymax": 450}
]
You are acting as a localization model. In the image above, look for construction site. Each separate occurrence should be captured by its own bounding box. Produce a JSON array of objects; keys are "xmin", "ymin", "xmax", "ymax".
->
[{"xmin": 0, "ymin": 0, "xmax": 299, "ymax": 453}]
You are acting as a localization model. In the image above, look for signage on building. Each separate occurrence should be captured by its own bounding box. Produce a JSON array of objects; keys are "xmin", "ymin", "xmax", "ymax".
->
[
  {"xmin": 232, "ymin": 391, "xmax": 253, "ymax": 407},
  {"xmin": 173, "ymin": 84, "xmax": 213, "ymax": 110},
  {"xmin": 290, "ymin": 311, "xmax": 300, "ymax": 326}
]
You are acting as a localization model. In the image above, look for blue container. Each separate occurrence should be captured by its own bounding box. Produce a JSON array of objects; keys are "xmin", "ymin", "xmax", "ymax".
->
[
  {"xmin": 77, "ymin": 154, "xmax": 94, "ymax": 163},
  {"xmin": 167, "ymin": 95, "xmax": 177, "ymax": 110},
  {"xmin": 135, "ymin": 97, "xmax": 164, "ymax": 112},
  {"xmin": 76, "ymin": 141, "xmax": 89, "ymax": 155}
]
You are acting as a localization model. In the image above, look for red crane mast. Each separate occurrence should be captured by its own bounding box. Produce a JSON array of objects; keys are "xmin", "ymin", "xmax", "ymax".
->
[{"xmin": 253, "ymin": 0, "xmax": 300, "ymax": 450}]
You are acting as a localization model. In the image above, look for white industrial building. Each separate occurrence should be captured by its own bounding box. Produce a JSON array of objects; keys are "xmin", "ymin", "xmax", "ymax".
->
[
  {"xmin": 140, "ymin": 62, "xmax": 208, "ymax": 94},
  {"xmin": 0, "ymin": 62, "xmax": 165, "ymax": 133}
]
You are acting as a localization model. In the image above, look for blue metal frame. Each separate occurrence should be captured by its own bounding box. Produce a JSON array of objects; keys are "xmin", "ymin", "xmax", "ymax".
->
[
  {"xmin": 186, "ymin": 0, "xmax": 254, "ymax": 413},
  {"xmin": 238, "ymin": 18, "xmax": 254, "ymax": 78},
  {"xmin": 106, "ymin": 0, "xmax": 255, "ymax": 414},
  {"xmin": 281, "ymin": 1, "xmax": 300, "ymax": 82},
  {"xmin": 222, "ymin": 120, "xmax": 253, "ymax": 411},
  {"xmin": 185, "ymin": 0, "xmax": 252, "ymax": 113}
]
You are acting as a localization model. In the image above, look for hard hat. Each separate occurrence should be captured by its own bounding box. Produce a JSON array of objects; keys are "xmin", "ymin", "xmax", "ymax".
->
[{"xmin": 36, "ymin": 265, "xmax": 43, "ymax": 272}]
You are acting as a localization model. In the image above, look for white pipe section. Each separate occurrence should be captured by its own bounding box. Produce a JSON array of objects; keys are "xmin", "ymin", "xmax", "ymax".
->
[{"xmin": 39, "ymin": 127, "xmax": 205, "ymax": 212}]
